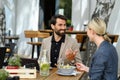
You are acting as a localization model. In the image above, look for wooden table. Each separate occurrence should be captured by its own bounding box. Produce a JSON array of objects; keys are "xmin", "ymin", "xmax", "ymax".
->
[
  {"xmin": 21, "ymin": 68, "xmax": 85, "ymax": 80},
  {"xmin": 5, "ymin": 36, "xmax": 19, "ymax": 43},
  {"xmin": 39, "ymin": 29, "xmax": 86, "ymax": 34}
]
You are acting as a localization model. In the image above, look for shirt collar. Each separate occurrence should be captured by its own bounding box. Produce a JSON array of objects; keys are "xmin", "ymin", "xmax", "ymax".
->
[{"xmin": 51, "ymin": 34, "xmax": 65, "ymax": 43}]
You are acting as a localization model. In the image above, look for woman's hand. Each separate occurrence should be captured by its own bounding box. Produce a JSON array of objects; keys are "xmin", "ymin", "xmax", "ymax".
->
[{"xmin": 76, "ymin": 63, "xmax": 89, "ymax": 72}]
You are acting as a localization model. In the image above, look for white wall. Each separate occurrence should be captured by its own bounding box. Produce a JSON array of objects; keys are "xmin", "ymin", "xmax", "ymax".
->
[
  {"xmin": 72, "ymin": 0, "xmax": 90, "ymax": 31},
  {"xmin": 0, "ymin": 0, "xmax": 4, "ymax": 9},
  {"xmin": 15, "ymin": 0, "xmax": 39, "ymax": 58},
  {"xmin": 4, "ymin": 0, "xmax": 39, "ymax": 58}
]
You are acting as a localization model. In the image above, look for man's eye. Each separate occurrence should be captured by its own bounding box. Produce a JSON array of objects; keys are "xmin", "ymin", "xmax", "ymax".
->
[
  {"xmin": 64, "ymin": 24, "xmax": 66, "ymax": 26},
  {"xmin": 58, "ymin": 24, "xmax": 66, "ymax": 26},
  {"xmin": 58, "ymin": 24, "xmax": 63, "ymax": 26}
]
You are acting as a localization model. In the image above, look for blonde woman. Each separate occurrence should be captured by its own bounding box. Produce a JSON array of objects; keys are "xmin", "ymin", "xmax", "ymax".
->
[{"xmin": 76, "ymin": 17, "xmax": 118, "ymax": 80}]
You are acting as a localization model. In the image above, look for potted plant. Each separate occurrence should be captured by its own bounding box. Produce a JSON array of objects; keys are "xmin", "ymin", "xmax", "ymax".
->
[
  {"xmin": 6, "ymin": 54, "xmax": 21, "ymax": 69},
  {"xmin": 0, "ymin": 69, "xmax": 9, "ymax": 80}
]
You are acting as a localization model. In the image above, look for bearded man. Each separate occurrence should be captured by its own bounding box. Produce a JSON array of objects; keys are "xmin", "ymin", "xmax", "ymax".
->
[{"xmin": 39, "ymin": 14, "xmax": 82, "ymax": 67}]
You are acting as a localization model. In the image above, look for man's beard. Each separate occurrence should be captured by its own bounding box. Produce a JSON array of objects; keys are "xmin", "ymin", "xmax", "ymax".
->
[{"xmin": 55, "ymin": 29, "xmax": 66, "ymax": 36}]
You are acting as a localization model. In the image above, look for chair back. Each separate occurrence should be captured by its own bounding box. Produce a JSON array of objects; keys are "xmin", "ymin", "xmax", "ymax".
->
[
  {"xmin": 24, "ymin": 30, "xmax": 50, "ymax": 42},
  {"xmin": 76, "ymin": 34, "xmax": 88, "ymax": 51},
  {"xmin": 24, "ymin": 30, "xmax": 38, "ymax": 38},
  {"xmin": 24, "ymin": 30, "xmax": 50, "ymax": 38},
  {"xmin": 76, "ymin": 34, "xmax": 119, "ymax": 51},
  {"xmin": 108, "ymin": 34, "xmax": 119, "ymax": 44}
]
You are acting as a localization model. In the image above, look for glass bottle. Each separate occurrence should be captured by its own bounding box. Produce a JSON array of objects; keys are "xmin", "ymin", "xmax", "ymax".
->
[{"xmin": 39, "ymin": 50, "xmax": 50, "ymax": 76}]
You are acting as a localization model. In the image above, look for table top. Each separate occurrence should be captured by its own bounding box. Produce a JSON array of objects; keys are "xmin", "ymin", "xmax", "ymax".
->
[
  {"xmin": 20, "ymin": 68, "xmax": 85, "ymax": 80},
  {"xmin": 5, "ymin": 36, "xmax": 19, "ymax": 40},
  {"xmin": 39, "ymin": 29, "xmax": 86, "ymax": 34}
]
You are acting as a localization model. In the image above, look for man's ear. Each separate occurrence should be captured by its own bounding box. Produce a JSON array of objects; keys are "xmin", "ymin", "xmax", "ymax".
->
[{"xmin": 51, "ymin": 24, "xmax": 54, "ymax": 29}]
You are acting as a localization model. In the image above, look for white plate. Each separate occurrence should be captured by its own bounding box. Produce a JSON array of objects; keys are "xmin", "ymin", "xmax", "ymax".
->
[{"xmin": 56, "ymin": 70, "xmax": 76, "ymax": 76}]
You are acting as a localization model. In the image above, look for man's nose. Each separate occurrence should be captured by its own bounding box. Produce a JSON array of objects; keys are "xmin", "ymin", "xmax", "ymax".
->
[{"xmin": 61, "ymin": 25, "xmax": 66, "ymax": 29}]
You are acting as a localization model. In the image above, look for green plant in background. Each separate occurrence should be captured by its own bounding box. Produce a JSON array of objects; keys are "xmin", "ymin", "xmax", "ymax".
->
[
  {"xmin": 8, "ymin": 55, "xmax": 21, "ymax": 67},
  {"xmin": 59, "ymin": 0, "xmax": 72, "ymax": 20},
  {"xmin": 0, "ymin": 69, "xmax": 9, "ymax": 80},
  {"xmin": 67, "ymin": 19, "xmax": 71, "ymax": 27}
]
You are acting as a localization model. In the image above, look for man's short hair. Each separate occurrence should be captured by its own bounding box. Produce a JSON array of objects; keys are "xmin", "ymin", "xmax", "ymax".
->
[{"xmin": 49, "ymin": 14, "xmax": 67, "ymax": 26}]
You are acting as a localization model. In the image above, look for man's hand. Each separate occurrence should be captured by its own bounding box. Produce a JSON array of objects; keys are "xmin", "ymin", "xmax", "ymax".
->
[{"xmin": 65, "ymin": 48, "xmax": 77, "ymax": 61}]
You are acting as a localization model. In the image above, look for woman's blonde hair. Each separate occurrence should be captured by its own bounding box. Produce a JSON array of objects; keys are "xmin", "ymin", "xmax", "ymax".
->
[{"xmin": 88, "ymin": 17, "xmax": 111, "ymax": 42}]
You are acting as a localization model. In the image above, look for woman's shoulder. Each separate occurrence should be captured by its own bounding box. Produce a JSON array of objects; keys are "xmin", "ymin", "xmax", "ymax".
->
[{"xmin": 98, "ymin": 41, "xmax": 117, "ymax": 56}]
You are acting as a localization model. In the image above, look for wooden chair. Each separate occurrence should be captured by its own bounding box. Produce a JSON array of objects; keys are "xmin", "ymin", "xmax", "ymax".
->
[
  {"xmin": 108, "ymin": 34, "xmax": 119, "ymax": 44},
  {"xmin": 76, "ymin": 34, "xmax": 88, "ymax": 51},
  {"xmin": 76, "ymin": 34, "xmax": 119, "ymax": 51},
  {"xmin": 24, "ymin": 30, "xmax": 50, "ymax": 59}
]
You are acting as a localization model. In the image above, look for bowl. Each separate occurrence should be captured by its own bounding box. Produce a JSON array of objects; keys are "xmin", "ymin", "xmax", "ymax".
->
[{"xmin": 58, "ymin": 65, "xmax": 75, "ymax": 74}]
